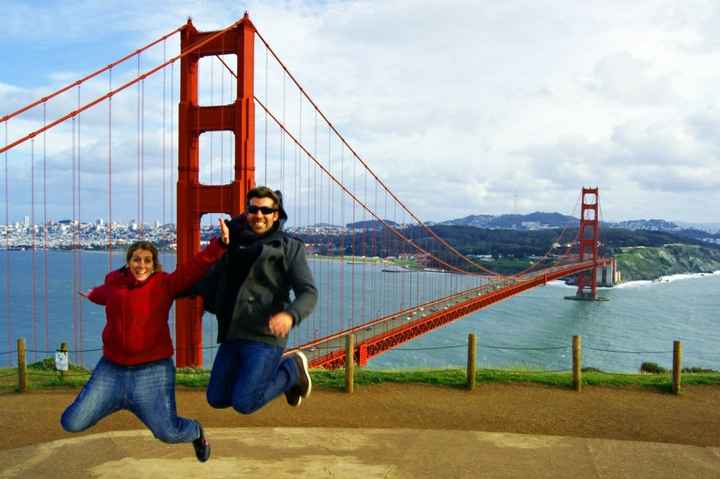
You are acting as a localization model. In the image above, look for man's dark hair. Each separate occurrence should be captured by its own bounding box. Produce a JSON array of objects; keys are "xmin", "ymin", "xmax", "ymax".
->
[
  {"xmin": 247, "ymin": 186, "xmax": 287, "ymax": 221},
  {"xmin": 247, "ymin": 186, "xmax": 280, "ymax": 207}
]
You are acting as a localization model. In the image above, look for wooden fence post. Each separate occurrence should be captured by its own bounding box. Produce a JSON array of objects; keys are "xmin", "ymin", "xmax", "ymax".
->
[
  {"xmin": 345, "ymin": 334, "xmax": 355, "ymax": 394},
  {"xmin": 17, "ymin": 338, "xmax": 27, "ymax": 393},
  {"xmin": 572, "ymin": 335, "xmax": 582, "ymax": 392},
  {"xmin": 672, "ymin": 340, "xmax": 682, "ymax": 395},
  {"xmin": 467, "ymin": 333, "xmax": 476, "ymax": 390}
]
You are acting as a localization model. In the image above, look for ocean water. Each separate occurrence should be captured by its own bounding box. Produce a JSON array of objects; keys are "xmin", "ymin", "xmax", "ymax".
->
[{"xmin": 1, "ymin": 250, "xmax": 718, "ymax": 373}]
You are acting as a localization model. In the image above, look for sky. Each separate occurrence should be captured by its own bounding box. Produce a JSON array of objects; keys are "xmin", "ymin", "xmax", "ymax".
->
[{"xmin": 2, "ymin": 0, "xmax": 720, "ymax": 225}]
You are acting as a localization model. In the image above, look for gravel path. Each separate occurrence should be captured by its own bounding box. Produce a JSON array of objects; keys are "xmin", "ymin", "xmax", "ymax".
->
[{"xmin": 1, "ymin": 383, "xmax": 718, "ymax": 451}]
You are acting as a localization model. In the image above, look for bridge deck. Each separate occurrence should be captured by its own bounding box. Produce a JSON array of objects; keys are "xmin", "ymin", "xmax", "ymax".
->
[{"xmin": 294, "ymin": 259, "xmax": 606, "ymax": 368}]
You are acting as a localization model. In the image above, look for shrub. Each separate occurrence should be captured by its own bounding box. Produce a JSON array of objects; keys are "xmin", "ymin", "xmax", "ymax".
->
[
  {"xmin": 682, "ymin": 367, "xmax": 718, "ymax": 373},
  {"xmin": 640, "ymin": 362, "xmax": 666, "ymax": 374}
]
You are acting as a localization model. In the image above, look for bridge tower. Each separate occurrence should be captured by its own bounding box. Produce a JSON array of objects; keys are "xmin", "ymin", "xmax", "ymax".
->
[
  {"xmin": 176, "ymin": 14, "xmax": 256, "ymax": 367},
  {"xmin": 575, "ymin": 187, "xmax": 599, "ymax": 299}
]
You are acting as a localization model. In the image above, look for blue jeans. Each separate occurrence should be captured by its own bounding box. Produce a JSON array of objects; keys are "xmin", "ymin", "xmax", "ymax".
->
[
  {"xmin": 207, "ymin": 339, "xmax": 299, "ymax": 414},
  {"xmin": 61, "ymin": 357, "xmax": 199, "ymax": 444}
]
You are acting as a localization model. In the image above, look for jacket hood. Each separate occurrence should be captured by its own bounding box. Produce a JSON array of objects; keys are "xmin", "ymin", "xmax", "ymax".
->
[{"xmin": 274, "ymin": 189, "xmax": 288, "ymax": 224}]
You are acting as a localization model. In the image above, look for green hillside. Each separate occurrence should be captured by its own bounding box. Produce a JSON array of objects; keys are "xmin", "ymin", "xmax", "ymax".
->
[{"xmin": 613, "ymin": 244, "xmax": 720, "ymax": 281}]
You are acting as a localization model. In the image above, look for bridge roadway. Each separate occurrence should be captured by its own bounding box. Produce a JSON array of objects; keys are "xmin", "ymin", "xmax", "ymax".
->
[{"xmin": 296, "ymin": 259, "xmax": 605, "ymax": 368}]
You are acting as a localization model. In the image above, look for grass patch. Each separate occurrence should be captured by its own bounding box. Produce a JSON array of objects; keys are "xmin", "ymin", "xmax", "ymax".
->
[{"xmin": 2, "ymin": 364, "xmax": 719, "ymax": 393}]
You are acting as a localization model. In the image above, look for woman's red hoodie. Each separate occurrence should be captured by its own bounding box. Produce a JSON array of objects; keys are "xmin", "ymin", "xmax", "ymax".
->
[{"xmin": 88, "ymin": 238, "xmax": 226, "ymax": 366}]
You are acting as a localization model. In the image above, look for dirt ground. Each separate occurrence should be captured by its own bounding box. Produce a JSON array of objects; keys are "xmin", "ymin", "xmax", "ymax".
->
[{"xmin": 1, "ymin": 383, "xmax": 718, "ymax": 451}]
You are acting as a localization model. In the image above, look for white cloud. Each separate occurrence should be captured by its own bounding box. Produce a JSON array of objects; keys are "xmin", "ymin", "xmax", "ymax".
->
[{"xmin": 3, "ymin": 0, "xmax": 720, "ymax": 224}]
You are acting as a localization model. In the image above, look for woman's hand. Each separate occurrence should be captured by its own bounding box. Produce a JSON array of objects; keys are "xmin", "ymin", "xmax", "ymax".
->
[
  {"xmin": 219, "ymin": 218, "xmax": 230, "ymax": 245},
  {"xmin": 78, "ymin": 290, "xmax": 90, "ymax": 299}
]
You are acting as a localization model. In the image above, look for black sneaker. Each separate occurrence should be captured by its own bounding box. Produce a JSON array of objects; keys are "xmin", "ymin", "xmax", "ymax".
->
[
  {"xmin": 193, "ymin": 424, "xmax": 211, "ymax": 462},
  {"xmin": 285, "ymin": 351, "xmax": 312, "ymax": 407}
]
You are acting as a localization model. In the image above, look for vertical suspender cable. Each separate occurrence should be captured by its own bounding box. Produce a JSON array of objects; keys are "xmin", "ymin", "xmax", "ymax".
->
[
  {"xmin": 162, "ymin": 41, "xmax": 167, "ymax": 234},
  {"xmin": 215, "ymin": 49, "xmax": 225, "ymax": 365},
  {"xmin": 77, "ymin": 85, "xmax": 84, "ymax": 365},
  {"xmin": 296, "ymin": 94, "xmax": 302, "ymax": 333},
  {"xmin": 72, "ymin": 113, "xmax": 78, "ymax": 359},
  {"xmin": 370, "ymin": 181, "xmax": 380, "ymax": 332},
  {"xmin": 3, "ymin": 121, "xmax": 10, "ymax": 364},
  {"xmin": 209, "ymin": 58, "xmax": 215, "ymax": 228},
  {"xmin": 108, "ymin": 68, "xmax": 113, "ymax": 272},
  {"xmin": 141, "ymin": 74, "xmax": 145, "ymax": 237},
  {"xmin": 297, "ymin": 95, "xmax": 301, "ymax": 237},
  {"xmin": 137, "ymin": 56, "xmax": 141, "ymax": 235},
  {"xmin": 169, "ymin": 62, "xmax": 176, "ymax": 346},
  {"xmin": 350, "ymin": 145, "xmax": 355, "ymax": 330},
  {"xmin": 281, "ymin": 72, "xmax": 286, "ymax": 192},
  {"xmin": 325, "ymin": 125, "xmax": 331, "ymax": 338},
  {"xmin": 339, "ymin": 144, "xmax": 345, "ymax": 331},
  {"xmin": 264, "ymin": 47, "xmax": 268, "ymax": 184},
  {"xmin": 383, "ymin": 188, "xmax": 388, "ymax": 319},
  {"xmin": 219, "ymin": 54, "xmax": 224, "ymax": 203},
  {"xmin": 43, "ymin": 104, "xmax": 49, "ymax": 354},
  {"xmin": 312, "ymin": 108, "xmax": 318, "ymax": 335},
  {"xmin": 170, "ymin": 63, "xmax": 177, "ymax": 237},
  {"xmin": 228, "ymin": 60, "xmax": 234, "ymax": 200},
  {"xmin": 395, "ymin": 200, "xmax": 402, "ymax": 311},
  {"xmin": 360, "ymin": 170, "xmax": 366, "ymax": 325},
  {"xmin": 31, "ymin": 138, "xmax": 37, "ymax": 362}
]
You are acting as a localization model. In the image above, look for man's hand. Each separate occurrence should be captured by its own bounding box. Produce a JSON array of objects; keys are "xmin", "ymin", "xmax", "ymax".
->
[
  {"xmin": 78, "ymin": 290, "xmax": 90, "ymax": 299},
  {"xmin": 219, "ymin": 218, "xmax": 230, "ymax": 245},
  {"xmin": 268, "ymin": 312, "xmax": 293, "ymax": 338}
]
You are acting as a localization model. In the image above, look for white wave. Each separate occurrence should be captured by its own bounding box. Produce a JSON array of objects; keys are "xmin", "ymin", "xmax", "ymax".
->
[
  {"xmin": 614, "ymin": 280, "xmax": 653, "ymax": 288},
  {"xmin": 656, "ymin": 271, "xmax": 719, "ymax": 283},
  {"xmin": 615, "ymin": 270, "xmax": 720, "ymax": 288}
]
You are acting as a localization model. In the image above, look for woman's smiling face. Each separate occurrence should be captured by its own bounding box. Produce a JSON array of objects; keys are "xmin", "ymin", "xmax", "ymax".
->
[{"xmin": 128, "ymin": 248, "xmax": 154, "ymax": 281}]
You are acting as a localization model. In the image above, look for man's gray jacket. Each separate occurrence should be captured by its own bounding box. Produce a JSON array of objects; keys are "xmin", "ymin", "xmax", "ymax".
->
[{"xmin": 198, "ymin": 232, "xmax": 317, "ymax": 348}]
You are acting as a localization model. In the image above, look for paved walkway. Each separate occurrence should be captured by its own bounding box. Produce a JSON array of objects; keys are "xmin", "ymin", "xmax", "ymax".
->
[{"xmin": 1, "ymin": 427, "xmax": 719, "ymax": 478}]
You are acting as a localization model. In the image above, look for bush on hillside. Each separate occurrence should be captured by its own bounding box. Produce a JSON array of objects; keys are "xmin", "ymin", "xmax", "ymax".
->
[{"xmin": 640, "ymin": 362, "xmax": 667, "ymax": 374}]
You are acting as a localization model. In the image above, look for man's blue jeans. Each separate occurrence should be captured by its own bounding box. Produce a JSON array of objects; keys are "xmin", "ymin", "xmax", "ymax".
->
[
  {"xmin": 61, "ymin": 357, "xmax": 199, "ymax": 444},
  {"xmin": 207, "ymin": 339, "xmax": 299, "ymax": 414}
]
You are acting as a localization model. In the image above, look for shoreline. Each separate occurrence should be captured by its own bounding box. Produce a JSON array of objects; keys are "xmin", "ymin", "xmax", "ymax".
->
[{"xmin": 548, "ymin": 270, "xmax": 720, "ymax": 289}]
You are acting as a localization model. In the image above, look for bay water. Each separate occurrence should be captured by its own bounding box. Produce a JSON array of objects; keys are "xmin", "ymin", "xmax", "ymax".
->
[{"xmin": 2, "ymin": 250, "xmax": 718, "ymax": 373}]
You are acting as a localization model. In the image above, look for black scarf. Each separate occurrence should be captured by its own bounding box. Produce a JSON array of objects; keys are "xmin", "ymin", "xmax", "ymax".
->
[{"xmin": 221, "ymin": 223, "xmax": 283, "ymax": 320}]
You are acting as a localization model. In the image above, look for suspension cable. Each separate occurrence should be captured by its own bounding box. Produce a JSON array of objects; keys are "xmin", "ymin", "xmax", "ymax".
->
[
  {"xmin": 254, "ymin": 96, "xmax": 471, "ymax": 275},
  {"xmin": 216, "ymin": 54, "xmax": 497, "ymax": 277},
  {"xmin": 1, "ymin": 18, "xmax": 245, "ymax": 156},
  {"xmin": 252, "ymin": 27, "xmax": 502, "ymax": 276},
  {"xmin": 511, "ymin": 195, "xmax": 582, "ymax": 278},
  {"xmin": 0, "ymin": 27, "xmax": 183, "ymax": 125}
]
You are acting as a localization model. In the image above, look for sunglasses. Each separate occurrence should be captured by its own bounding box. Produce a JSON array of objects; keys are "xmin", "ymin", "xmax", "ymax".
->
[{"xmin": 247, "ymin": 205, "xmax": 278, "ymax": 215}]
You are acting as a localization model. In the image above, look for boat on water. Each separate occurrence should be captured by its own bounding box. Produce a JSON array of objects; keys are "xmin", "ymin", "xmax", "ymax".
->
[{"xmin": 381, "ymin": 268, "xmax": 413, "ymax": 273}]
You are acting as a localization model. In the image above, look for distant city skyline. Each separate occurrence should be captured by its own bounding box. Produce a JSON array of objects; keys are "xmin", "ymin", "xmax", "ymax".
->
[{"xmin": 3, "ymin": 1, "xmax": 720, "ymax": 225}]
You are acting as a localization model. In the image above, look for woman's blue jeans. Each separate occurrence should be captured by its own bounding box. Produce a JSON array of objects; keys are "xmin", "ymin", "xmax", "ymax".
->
[
  {"xmin": 61, "ymin": 357, "xmax": 199, "ymax": 444},
  {"xmin": 207, "ymin": 339, "xmax": 299, "ymax": 414}
]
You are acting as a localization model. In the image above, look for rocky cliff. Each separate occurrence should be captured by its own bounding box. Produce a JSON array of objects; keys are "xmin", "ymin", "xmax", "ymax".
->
[{"xmin": 613, "ymin": 244, "xmax": 720, "ymax": 281}]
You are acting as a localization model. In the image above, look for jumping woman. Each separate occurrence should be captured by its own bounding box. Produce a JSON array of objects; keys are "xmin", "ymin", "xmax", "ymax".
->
[{"xmin": 60, "ymin": 219, "xmax": 229, "ymax": 463}]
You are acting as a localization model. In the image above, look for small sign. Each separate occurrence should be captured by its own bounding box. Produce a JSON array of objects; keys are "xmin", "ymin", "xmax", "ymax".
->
[{"xmin": 55, "ymin": 351, "xmax": 69, "ymax": 371}]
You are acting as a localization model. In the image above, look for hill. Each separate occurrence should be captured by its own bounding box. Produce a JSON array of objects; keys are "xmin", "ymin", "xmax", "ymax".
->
[{"xmin": 297, "ymin": 224, "xmax": 720, "ymax": 279}]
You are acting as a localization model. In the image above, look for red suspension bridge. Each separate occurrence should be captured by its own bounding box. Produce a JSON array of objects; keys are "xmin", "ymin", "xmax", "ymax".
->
[{"xmin": 1, "ymin": 14, "xmax": 612, "ymax": 370}]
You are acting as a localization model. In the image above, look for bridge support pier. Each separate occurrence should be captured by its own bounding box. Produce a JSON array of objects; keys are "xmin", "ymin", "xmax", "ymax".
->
[{"xmin": 564, "ymin": 187, "xmax": 609, "ymax": 302}]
